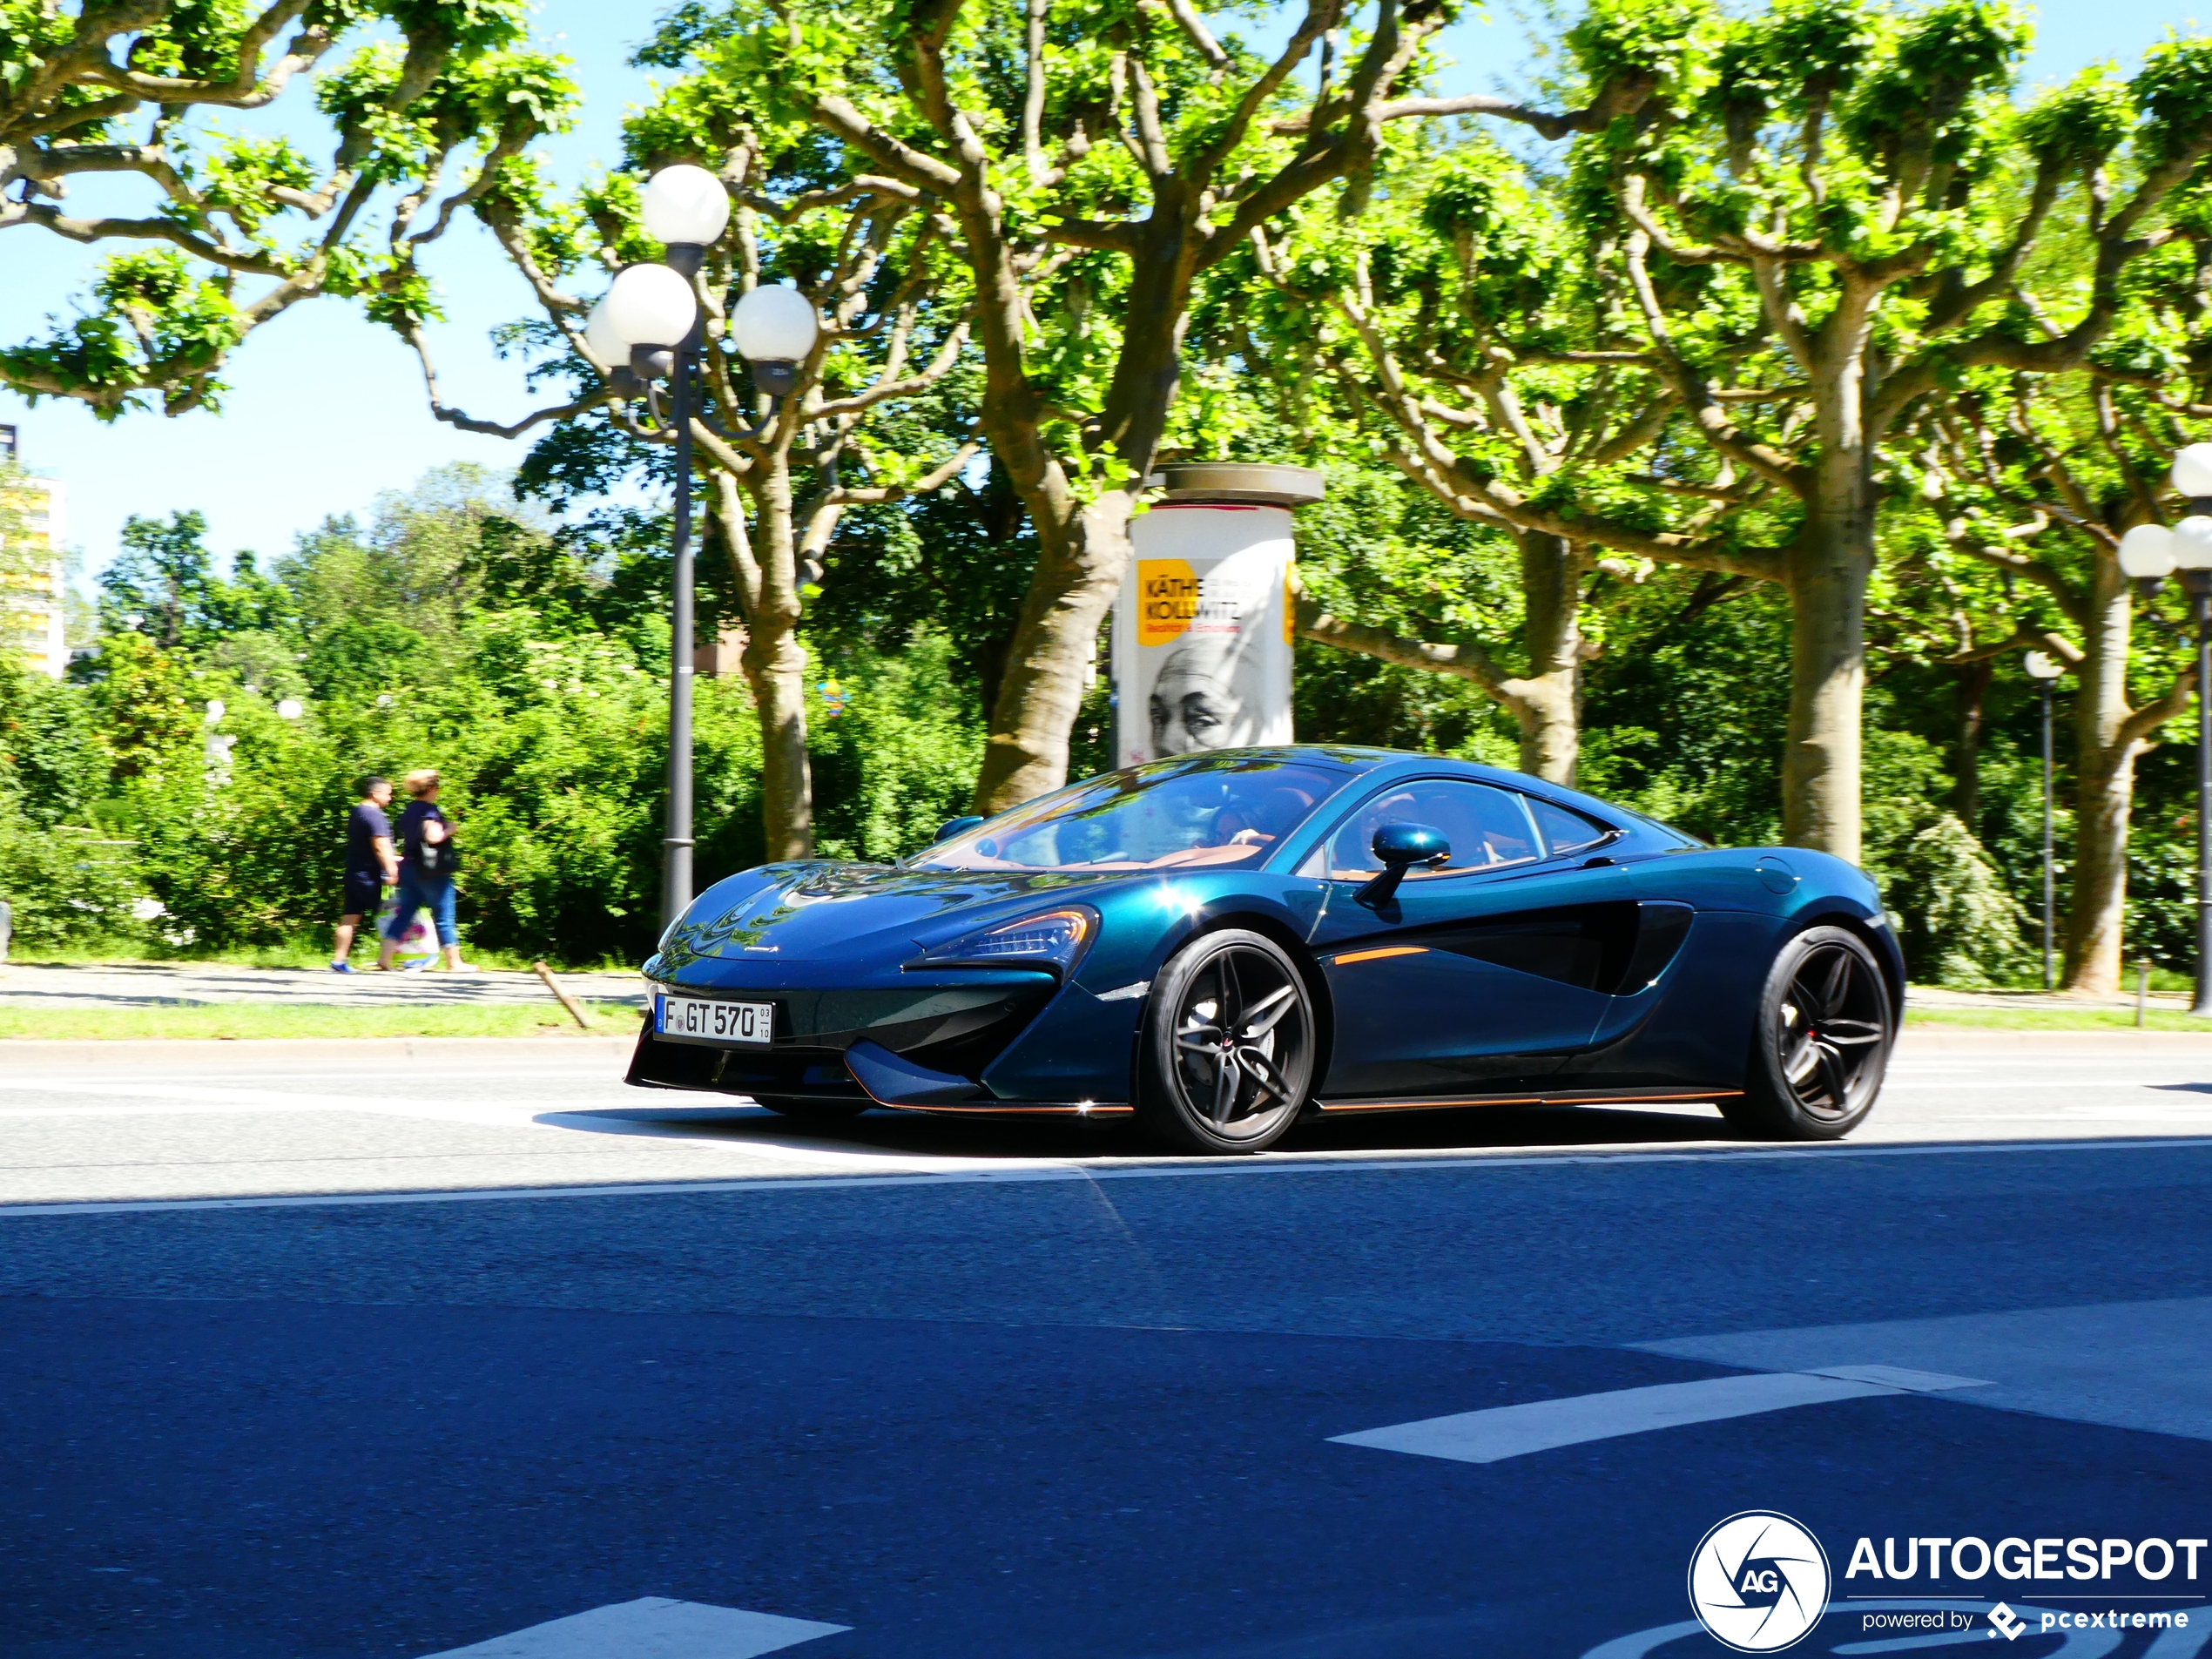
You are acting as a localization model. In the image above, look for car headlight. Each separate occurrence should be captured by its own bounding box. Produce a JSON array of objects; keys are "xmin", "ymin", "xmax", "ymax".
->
[{"xmin": 909, "ymin": 907, "xmax": 1097, "ymax": 977}]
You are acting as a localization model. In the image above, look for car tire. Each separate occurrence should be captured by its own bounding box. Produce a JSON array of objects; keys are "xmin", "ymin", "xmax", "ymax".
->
[
  {"xmin": 1136, "ymin": 928, "xmax": 1318, "ymax": 1155},
  {"xmin": 1723, "ymin": 925, "xmax": 1892, "ymax": 1141}
]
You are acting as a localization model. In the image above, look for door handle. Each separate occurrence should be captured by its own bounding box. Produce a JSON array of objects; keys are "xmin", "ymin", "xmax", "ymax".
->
[{"xmin": 1582, "ymin": 856, "xmax": 1614, "ymax": 868}]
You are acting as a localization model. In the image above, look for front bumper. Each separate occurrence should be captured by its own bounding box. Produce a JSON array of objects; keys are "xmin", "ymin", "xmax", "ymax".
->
[{"xmin": 627, "ymin": 968, "xmax": 1143, "ymax": 1112}]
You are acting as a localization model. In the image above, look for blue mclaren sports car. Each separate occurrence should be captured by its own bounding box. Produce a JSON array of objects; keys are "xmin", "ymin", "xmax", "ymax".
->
[{"xmin": 631, "ymin": 746, "xmax": 1902, "ymax": 1153}]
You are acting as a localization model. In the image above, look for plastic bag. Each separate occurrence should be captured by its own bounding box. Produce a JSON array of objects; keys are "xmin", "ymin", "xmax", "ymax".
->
[{"xmin": 381, "ymin": 897, "xmax": 439, "ymax": 973}]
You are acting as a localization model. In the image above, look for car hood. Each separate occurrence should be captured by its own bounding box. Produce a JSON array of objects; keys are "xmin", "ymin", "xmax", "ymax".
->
[{"xmin": 651, "ymin": 860, "xmax": 1119, "ymax": 974}]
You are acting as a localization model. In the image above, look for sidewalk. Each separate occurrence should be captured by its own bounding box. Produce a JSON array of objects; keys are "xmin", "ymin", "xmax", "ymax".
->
[
  {"xmin": 0, "ymin": 960, "xmax": 646, "ymax": 1010},
  {"xmin": 1909, "ymin": 983, "xmax": 2197, "ymax": 1015}
]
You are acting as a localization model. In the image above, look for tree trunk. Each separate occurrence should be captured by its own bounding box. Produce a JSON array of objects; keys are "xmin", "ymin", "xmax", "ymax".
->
[
  {"xmin": 1951, "ymin": 658, "xmax": 1992, "ymax": 827},
  {"xmin": 1781, "ymin": 459, "xmax": 1874, "ymax": 861},
  {"xmin": 973, "ymin": 490, "xmax": 1132, "ymax": 813},
  {"xmin": 740, "ymin": 462, "xmax": 814, "ymax": 861},
  {"xmin": 2063, "ymin": 563, "xmax": 2136, "ymax": 995},
  {"xmin": 965, "ymin": 206, "xmax": 1195, "ymax": 815},
  {"xmin": 1511, "ymin": 532, "xmax": 1581, "ymax": 786}
]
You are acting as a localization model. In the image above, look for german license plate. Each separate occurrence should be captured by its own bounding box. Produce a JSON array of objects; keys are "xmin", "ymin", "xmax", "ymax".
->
[{"xmin": 657, "ymin": 994, "xmax": 774, "ymax": 1046}]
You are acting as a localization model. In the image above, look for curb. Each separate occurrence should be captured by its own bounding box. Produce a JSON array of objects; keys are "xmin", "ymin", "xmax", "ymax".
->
[{"xmin": 0, "ymin": 1035, "xmax": 639, "ymax": 1069}]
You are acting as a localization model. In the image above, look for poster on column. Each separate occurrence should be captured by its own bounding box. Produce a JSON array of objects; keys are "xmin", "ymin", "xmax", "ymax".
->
[{"xmin": 1112, "ymin": 503, "xmax": 1295, "ymax": 769}]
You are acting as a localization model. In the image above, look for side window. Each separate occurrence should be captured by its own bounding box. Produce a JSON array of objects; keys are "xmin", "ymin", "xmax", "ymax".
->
[
  {"xmin": 1527, "ymin": 796, "xmax": 1613, "ymax": 858},
  {"xmin": 1326, "ymin": 780, "xmax": 1543, "ymax": 880}
]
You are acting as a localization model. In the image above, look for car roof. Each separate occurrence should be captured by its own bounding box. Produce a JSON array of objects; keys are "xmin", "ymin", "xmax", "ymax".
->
[
  {"xmin": 1150, "ymin": 745, "xmax": 1688, "ymax": 849},
  {"xmin": 1173, "ymin": 745, "xmax": 1588, "ymax": 802}
]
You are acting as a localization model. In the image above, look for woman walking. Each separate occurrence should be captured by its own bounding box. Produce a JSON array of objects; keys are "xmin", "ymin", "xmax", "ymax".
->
[{"xmin": 376, "ymin": 770, "xmax": 475, "ymax": 974}]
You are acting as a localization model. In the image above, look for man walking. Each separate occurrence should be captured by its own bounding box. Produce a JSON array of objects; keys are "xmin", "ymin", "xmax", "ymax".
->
[{"xmin": 333, "ymin": 776, "xmax": 398, "ymax": 974}]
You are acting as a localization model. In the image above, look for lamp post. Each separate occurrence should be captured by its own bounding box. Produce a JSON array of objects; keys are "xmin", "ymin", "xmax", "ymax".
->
[
  {"xmin": 2114, "ymin": 439, "xmax": 2212, "ymax": 1017},
  {"xmin": 2022, "ymin": 649, "xmax": 2064, "ymax": 989},
  {"xmin": 593, "ymin": 165, "xmax": 820, "ymax": 930}
]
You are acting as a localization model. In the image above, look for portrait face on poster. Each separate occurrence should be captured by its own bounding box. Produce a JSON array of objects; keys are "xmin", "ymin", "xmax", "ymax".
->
[{"xmin": 1112, "ymin": 504, "xmax": 1294, "ymax": 770}]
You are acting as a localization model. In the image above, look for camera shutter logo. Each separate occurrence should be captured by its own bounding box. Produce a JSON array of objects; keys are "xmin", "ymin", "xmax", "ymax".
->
[{"xmin": 1688, "ymin": 1511, "xmax": 1832, "ymax": 1652}]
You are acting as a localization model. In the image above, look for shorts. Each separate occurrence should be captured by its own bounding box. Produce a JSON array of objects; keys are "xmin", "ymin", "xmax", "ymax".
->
[{"xmin": 341, "ymin": 871, "xmax": 385, "ymax": 919}]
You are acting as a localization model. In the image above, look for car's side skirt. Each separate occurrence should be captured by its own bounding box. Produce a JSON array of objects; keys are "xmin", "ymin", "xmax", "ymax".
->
[
  {"xmin": 894, "ymin": 1101, "xmax": 1136, "ymax": 1116},
  {"xmin": 1314, "ymin": 1087, "xmax": 1743, "ymax": 1114}
]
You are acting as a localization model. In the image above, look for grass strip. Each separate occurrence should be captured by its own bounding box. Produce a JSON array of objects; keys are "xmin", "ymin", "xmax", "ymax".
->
[
  {"xmin": 0, "ymin": 1001, "xmax": 644, "ymax": 1042},
  {"xmin": 1905, "ymin": 1006, "xmax": 2212, "ymax": 1032}
]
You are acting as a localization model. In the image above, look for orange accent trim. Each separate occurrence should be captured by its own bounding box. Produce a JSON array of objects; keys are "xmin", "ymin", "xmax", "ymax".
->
[
  {"xmin": 1331, "ymin": 946, "xmax": 1431, "ymax": 966},
  {"xmin": 1545, "ymin": 1089, "xmax": 1745, "ymax": 1105},
  {"xmin": 901, "ymin": 1102, "xmax": 1134, "ymax": 1116},
  {"xmin": 1317, "ymin": 1088, "xmax": 1745, "ymax": 1114},
  {"xmin": 1322, "ymin": 1095, "xmax": 1542, "ymax": 1112}
]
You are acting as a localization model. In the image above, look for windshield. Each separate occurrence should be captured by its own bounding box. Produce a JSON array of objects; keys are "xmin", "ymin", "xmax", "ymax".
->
[{"xmin": 915, "ymin": 756, "xmax": 1349, "ymax": 873}]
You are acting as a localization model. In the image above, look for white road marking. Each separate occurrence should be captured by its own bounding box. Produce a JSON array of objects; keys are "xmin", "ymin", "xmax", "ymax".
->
[
  {"xmin": 1330, "ymin": 1367, "xmax": 1988, "ymax": 1464},
  {"xmin": 420, "ymin": 1597, "xmax": 847, "ymax": 1657},
  {"xmin": 5, "ymin": 1134, "xmax": 2212, "ymax": 1218},
  {"xmin": 0, "ymin": 1079, "xmax": 1091, "ymax": 1175},
  {"xmin": 1639, "ymin": 1296, "xmax": 2212, "ymax": 1445}
]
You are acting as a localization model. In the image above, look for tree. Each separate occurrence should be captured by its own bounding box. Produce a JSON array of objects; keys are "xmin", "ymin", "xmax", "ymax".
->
[
  {"xmin": 99, "ymin": 509, "xmax": 287, "ymax": 651},
  {"xmin": 635, "ymin": 0, "xmax": 1663, "ymax": 813},
  {"xmin": 2, "ymin": 0, "xmax": 576, "ymax": 415},
  {"xmin": 1248, "ymin": 135, "xmax": 1758, "ymax": 784},
  {"xmin": 399, "ymin": 118, "xmax": 977, "ymax": 859},
  {"xmin": 1905, "ymin": 371, "xmax": 2196, "ymax": 994},
  {"xmin": 1551, "ymin": 0, "xmax": 2212, "ymax": 861}
]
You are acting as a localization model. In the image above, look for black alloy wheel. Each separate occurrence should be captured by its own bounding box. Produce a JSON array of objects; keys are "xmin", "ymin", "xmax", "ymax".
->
[
  {"xmin": 1725, "ymin": 924, "xmax": 1892, "ymax": 1140},
  {"xmin": 1137, "ymin": 928, "xmax": 1317, "ymax": 1154}
]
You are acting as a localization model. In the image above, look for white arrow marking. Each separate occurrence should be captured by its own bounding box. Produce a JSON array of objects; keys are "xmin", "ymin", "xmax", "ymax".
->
[
  {"xmin": 419, "ymin": 1597, "xmax": 848, "ymax": 1657},
  {"xmin": 1332, "ymin": 1367, "xmax": 1989, "ymax": 1465}
]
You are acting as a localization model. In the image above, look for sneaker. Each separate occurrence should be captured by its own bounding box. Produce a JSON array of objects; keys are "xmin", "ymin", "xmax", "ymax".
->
[{"xmin": 330, "ymin": 962, "xmax": 354, "ymax": 974}]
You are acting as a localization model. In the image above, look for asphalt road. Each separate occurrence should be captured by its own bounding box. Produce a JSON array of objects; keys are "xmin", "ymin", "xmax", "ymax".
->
[{"xmin": 5, "ymin": 1033, "xmax": 2212, "ymax": 1658}]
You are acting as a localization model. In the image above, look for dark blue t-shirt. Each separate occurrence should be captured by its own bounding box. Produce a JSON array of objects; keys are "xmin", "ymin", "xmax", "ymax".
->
[
  {"xmin": 395, "ymin": 800, "xmax": 451, "ymax": 872},
  {"xmin": 345, "ymin": 803, "xmax": 391, "ymax": 877}
]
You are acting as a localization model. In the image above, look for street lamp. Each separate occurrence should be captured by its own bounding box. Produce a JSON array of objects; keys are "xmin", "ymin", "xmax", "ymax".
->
[
  {"xmin": 594, "ymin": 164, "xmax": 828, "ymax": 929},
  {"xmin": 2022, "ymin": 650, "xmax": 2064, "ymax": 989},
  {"xmin": 728, "ymin": 285, "xmax": 820, "ymax": 398},
  {"xmin": 2114, "ymin": 443, "xmax": 2212, "ymax": 1016}
]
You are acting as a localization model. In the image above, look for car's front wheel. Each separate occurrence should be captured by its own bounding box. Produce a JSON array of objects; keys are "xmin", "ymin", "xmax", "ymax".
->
[
  {"xmin": 1723, "ymin": 925, "xmax": 1892, "ymax": 1141},
  {"xmin": 1136, "ymin": 928, "xmax": 1317, "ymax": 1154}
]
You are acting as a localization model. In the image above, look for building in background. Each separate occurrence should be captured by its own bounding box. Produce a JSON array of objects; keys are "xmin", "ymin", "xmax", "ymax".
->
[{"xmin": 0, "ymin": 424, "xmax": 69, "ymax": 678}]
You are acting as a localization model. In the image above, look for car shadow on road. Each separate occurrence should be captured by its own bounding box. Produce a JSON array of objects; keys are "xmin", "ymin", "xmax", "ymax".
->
[{"xmin": 533, "ymin": 1098, "xmax": 1743, "ymax": 1161}]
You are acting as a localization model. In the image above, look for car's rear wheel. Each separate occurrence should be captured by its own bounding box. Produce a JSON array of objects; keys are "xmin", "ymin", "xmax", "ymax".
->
[
  {"xmin": 1723, "ymin": 925, "xmax": 1891, "ymax": 1141},
  {"xmin": 1136, "ymin": 929, "xmax": 1317, "ymax": 1154}
]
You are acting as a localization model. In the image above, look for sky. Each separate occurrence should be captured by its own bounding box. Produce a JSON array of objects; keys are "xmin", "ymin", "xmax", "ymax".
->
[{"xmin": 0, "ymin": 0, "xmax": 2195, "ymax": 583}]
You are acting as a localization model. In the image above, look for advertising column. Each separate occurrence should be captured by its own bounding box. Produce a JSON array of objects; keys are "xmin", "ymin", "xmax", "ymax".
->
[{"xmin": 1111, "ymin": 464, "xmax": 1324, "ymax": 769}]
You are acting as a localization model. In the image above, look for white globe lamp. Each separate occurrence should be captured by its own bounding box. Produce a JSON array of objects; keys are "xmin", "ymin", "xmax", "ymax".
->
[
  {"xmin": 2175, "ymin": 515, "xmax": 2212, "ymax": 571},
  {"xmin": 641, "ymin": 164, "xmax": 730, "ymax": 253},
  {"xmin": 730, "ymin": 285, "xmax": 820, "ymax": 397},
  {"xmin": 583, "ymin": 298, "xmax": 626, "ymax": 371},
  {"xmin": 2022, "ymin": 650, "xmax": 2062, "ymax": 681},
  {"xmin": 604, "ymin": 263, "xmax": 698, "ymax": 351},
  {"xmin": 2173, "ymin": 443, "xmax": 2212, "ymax": 500},
  {"xmin": 2118, "ymin": 523, "xmax": 2178, "ymax": 580}
]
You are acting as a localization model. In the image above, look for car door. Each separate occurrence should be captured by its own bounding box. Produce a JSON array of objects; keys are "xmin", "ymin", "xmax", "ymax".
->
[{"xmin": 1304, "ymin": 778, "xmax": 1635, "ymax": 1102}]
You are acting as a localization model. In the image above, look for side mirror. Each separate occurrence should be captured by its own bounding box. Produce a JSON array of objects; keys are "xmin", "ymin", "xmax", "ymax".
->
[
  {"xmin": 934, "ymin": 814, "xmax": 986, "ymax": 846},
  {"xmin": 1359, "ymin": 820, "xmax": 1450, "ymax": 907}
]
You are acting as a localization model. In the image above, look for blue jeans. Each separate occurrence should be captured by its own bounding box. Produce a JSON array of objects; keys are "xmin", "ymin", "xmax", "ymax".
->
[{"xmin": 386, "ymin": 873, "xmax": 457, "ymax": 948}]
